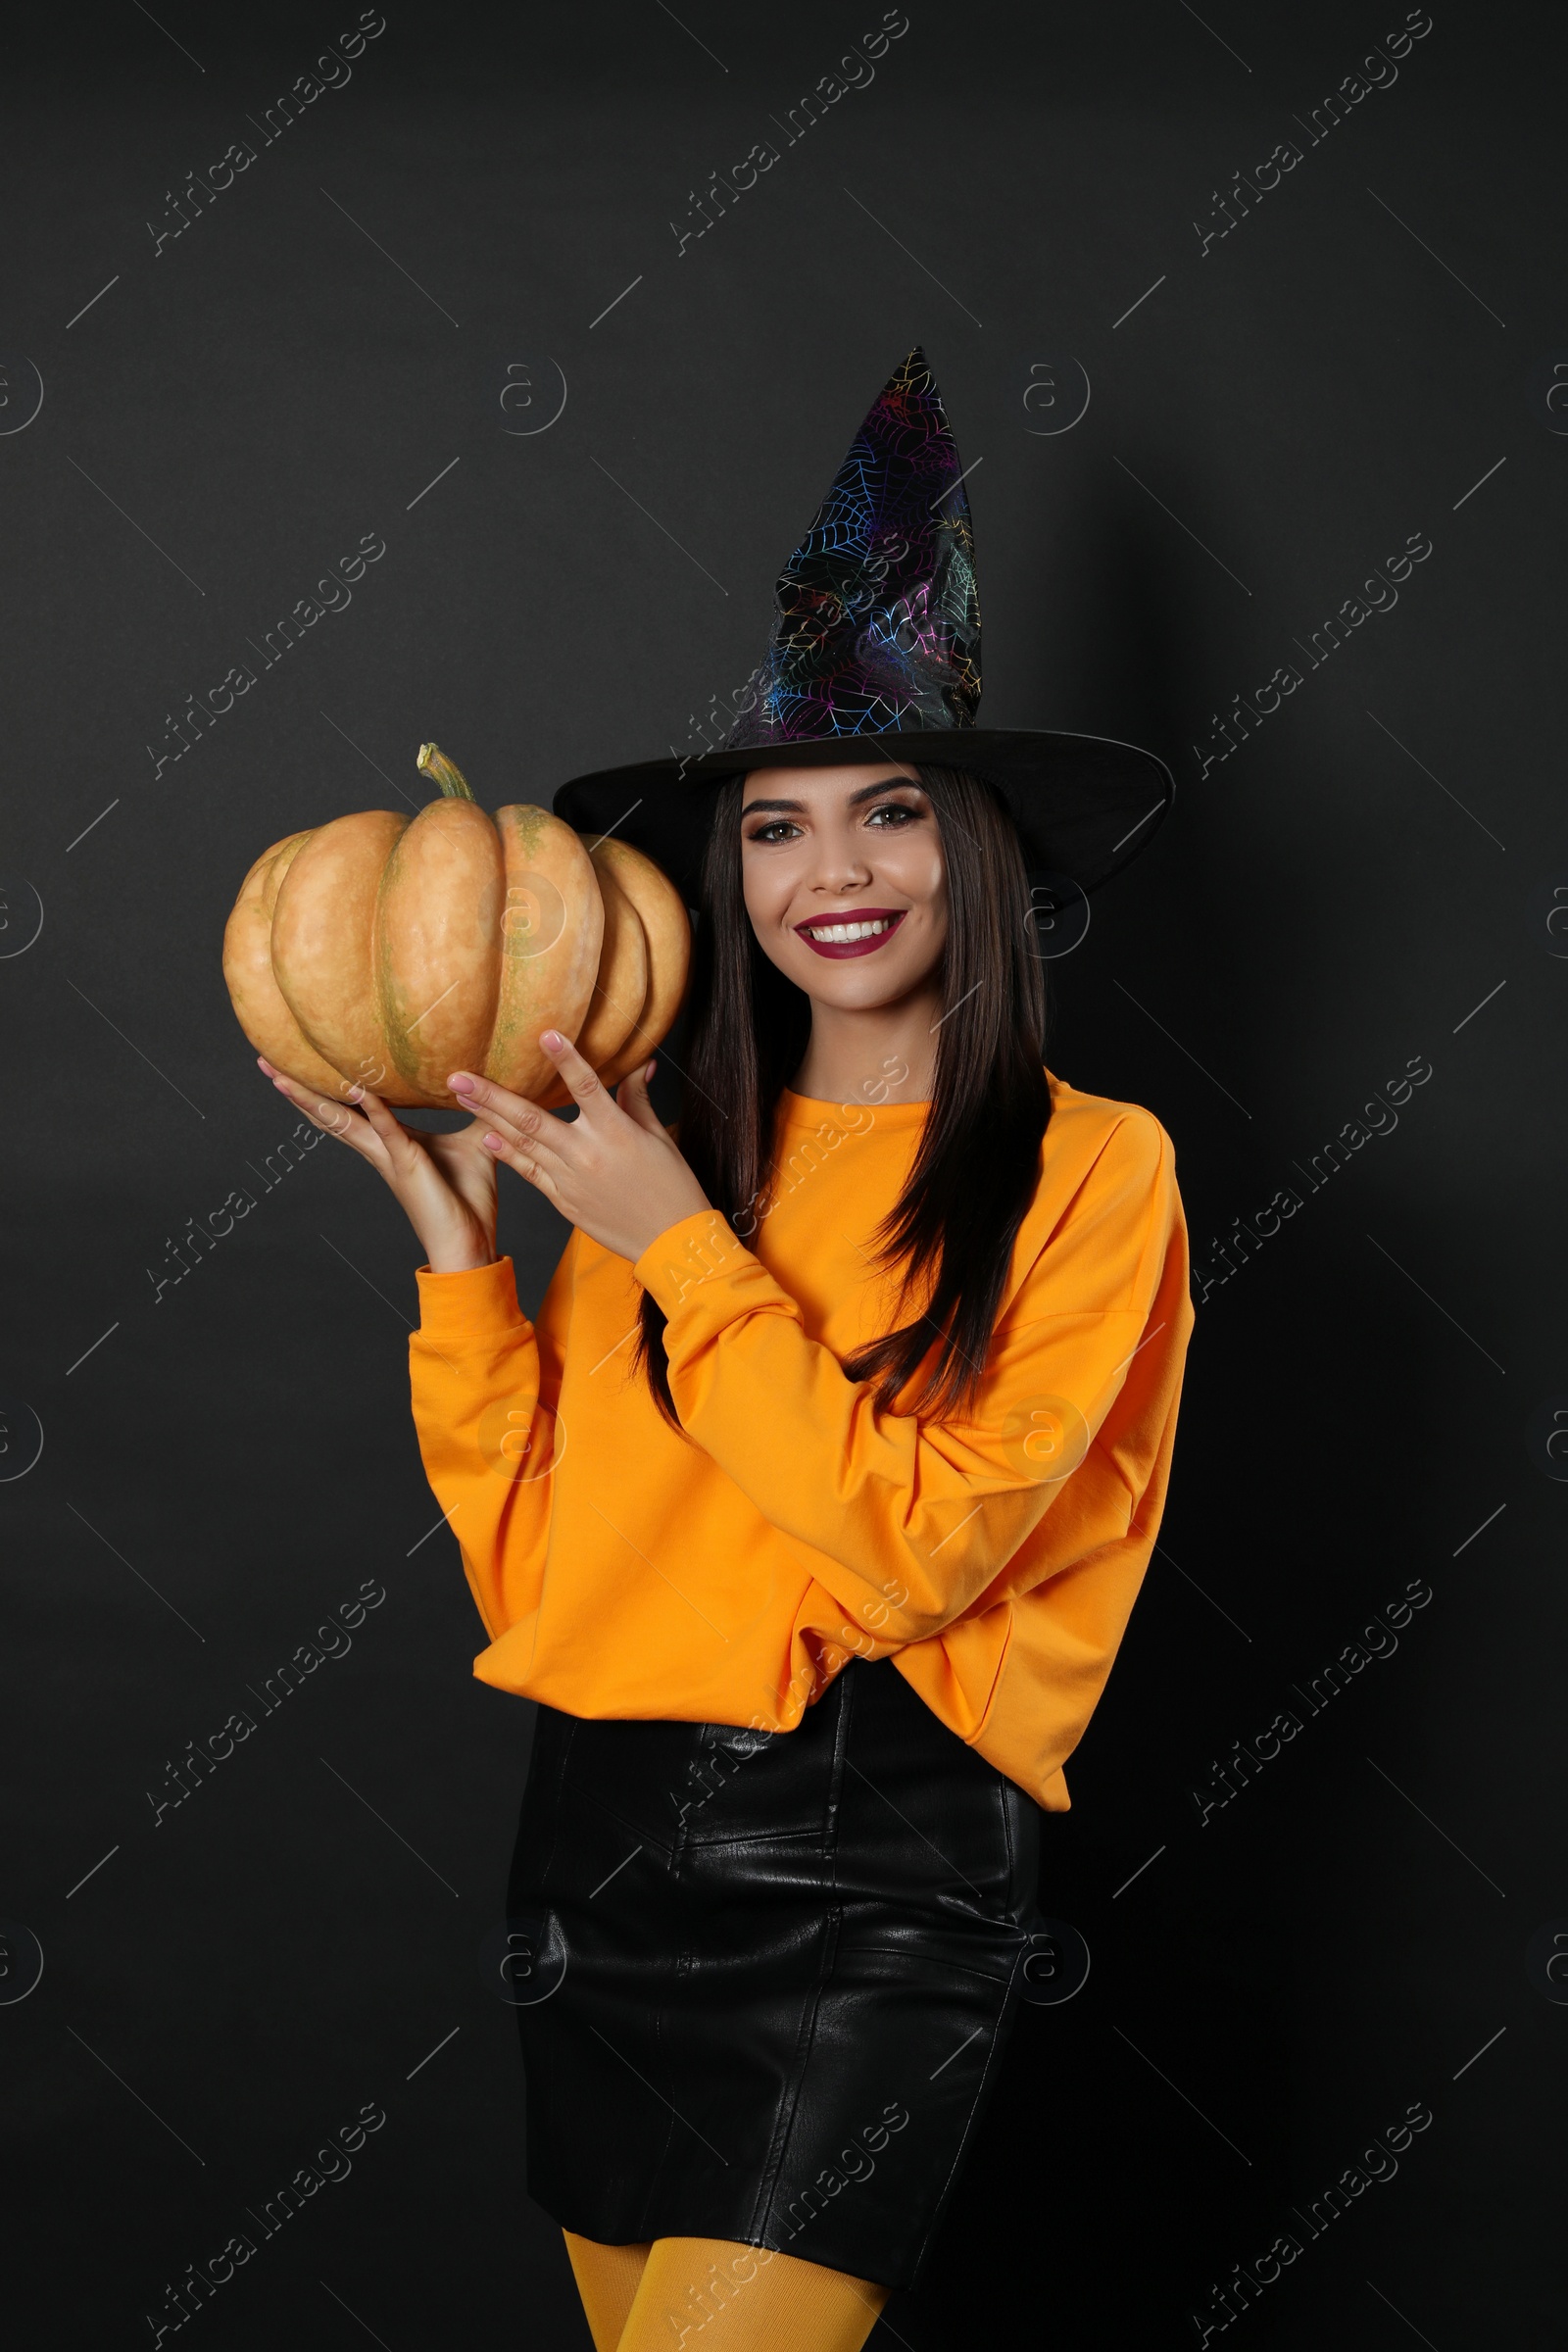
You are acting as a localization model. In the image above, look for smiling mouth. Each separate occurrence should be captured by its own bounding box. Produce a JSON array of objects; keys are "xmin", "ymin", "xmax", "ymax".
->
[{"xmin": 795, "ymin": 909, "xmax": 907, "ymax": 958}]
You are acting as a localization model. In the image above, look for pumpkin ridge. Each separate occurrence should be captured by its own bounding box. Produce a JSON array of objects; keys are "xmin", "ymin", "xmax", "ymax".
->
[
  {"xmin": 479, "ymin": 802, "xmax": 602, "ymax": 1094},
  {"xmin": 374, "ymin": 823, "xmax": 422, "ymax": 1086}
]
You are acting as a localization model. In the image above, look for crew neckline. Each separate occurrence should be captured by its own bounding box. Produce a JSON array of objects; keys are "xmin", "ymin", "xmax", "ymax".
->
[
  {"xmin": 778, "ymin": 1086, "xmax": 931, "ymax": 1127},
  {"xmin": 778, "ymin": 1066, "xmax": 1065, "ymax": 1128}
]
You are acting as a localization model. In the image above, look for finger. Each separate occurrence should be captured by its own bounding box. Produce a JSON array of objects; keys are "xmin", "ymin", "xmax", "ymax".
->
[
  {"xmin": 265, "ymin": 1062, "xmax": 362, "ymax": 1138},
  {"xmin": 481, "ymin": 1126, "xmax": 561, "ymax": 1200},
  {"xmin": 616, "ymin": 1059, "xmax": 664, "ymax": 1133},
  {"xmin": 447, "ymin": 1071, "xmax": 567, "ymax": 1162},
  {"xmin": 349, "ymin": 1084, "xmax": 419, "ymax": 1151},
  {"xmin": 264, "ymin": 1064, "xmax": 390, "ymax": 1163},
  {"xmin": 448, "ymin": 1069, "xmax": 538, "ymax": 1130},
  {"xmin": 539, "ymin": 1029, "xmax": 613, "ymax": 1120},
  {"xmin": 436, "ymin": 1114, "xmax": 508, "ymax": 1156}
]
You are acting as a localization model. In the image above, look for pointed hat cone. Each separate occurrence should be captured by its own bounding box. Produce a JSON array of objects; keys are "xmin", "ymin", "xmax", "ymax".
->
[
  {"xmin": 556, "ymin": 349, "xmax": 1173, "ymax": 904},
  {"xmin": 724, "ymin": 346, "xmax": 980, "ymax": 747}
]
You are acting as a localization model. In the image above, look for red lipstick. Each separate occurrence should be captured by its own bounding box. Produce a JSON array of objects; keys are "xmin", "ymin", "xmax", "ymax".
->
[{"xmin": 793, "ymin": 907, "xmax": 908, "ymax": 960}]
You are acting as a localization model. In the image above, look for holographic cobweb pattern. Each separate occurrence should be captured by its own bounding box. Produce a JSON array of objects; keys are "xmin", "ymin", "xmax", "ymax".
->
[{"xmin": 723, "ymin": 346, "xmax": 982, "ymax": 750}]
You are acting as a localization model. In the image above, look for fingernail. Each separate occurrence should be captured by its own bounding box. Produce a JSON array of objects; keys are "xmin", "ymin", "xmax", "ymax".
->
[
  {"xmin": 645, "ymin": 1060, "xmax": 656, "ymax": 1081},
  {"xmin": 541, "ymin": 1030, "xmax": 565, "ymax": 1052},
  {"xmin": 450, "ymin": 1073, "xmax": 475, "ymax": 1094},
  {"xmin": 347, "ymin": 1084, "xmax": 364, "ymax": 1102},
  {"xmin": 482, "ymin": 1132, "xmax": 503, "ymax": 1150}
]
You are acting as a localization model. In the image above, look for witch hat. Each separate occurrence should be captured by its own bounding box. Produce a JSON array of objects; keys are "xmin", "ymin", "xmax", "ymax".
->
[{"xmin": 554, "ymin": 348, "xmax": 1173, "ymax": 905}]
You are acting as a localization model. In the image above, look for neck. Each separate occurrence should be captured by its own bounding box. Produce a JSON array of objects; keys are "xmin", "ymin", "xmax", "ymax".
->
[{"xmin": 789, "ymin": 981, "xmax": 941, "ymax": 1103}]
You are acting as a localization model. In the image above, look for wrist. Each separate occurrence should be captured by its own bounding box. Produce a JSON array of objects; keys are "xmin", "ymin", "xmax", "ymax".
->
[
  {"xmin": 629, "ymin": 1182, "xmax": 713, "ymax": 1263},
  {"xmin": 424, "ymin": 1243, "xmax": 497, "ymax": 1274},
  {"xmin": 421, "ymin": 1214, "xmax": 498, "ymax": 1275}
]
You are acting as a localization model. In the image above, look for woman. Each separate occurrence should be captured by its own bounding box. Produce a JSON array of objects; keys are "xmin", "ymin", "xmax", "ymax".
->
[{"xmin": 260, "ymin": 354, "xmax": 1193, "ymax": 2350}]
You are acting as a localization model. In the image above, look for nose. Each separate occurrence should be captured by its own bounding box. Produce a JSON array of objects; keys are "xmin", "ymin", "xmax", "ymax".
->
[{"xmin": 808, "ymin": 825, "xmax": 873, "ymax": 895}]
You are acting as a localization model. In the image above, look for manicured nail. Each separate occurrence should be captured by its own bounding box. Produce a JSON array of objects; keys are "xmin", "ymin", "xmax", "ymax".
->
[
  {"xmin": 482, "ymin": 1132, "xmax": 503, "ymax": 1150},
  {"xmin": 645, "ymin": 1060, "xmax": 656, "ymax": 1081},
  {"xmin": 347, "ymin": 1084, "xmax": 364, "ymax": 1102},
  {"xmin": 541, "ymin": 1030, "xmax": 564, "ymax": 1052},
  {"xmin": 450, "ymin": 1073, "xmax": 475, "ymax": 1094}
]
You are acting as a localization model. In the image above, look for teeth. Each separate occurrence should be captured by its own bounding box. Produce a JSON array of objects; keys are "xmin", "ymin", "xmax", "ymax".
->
[{"xmin": 806, "ymin": 917, "xmax": 892, "ymax": 943}]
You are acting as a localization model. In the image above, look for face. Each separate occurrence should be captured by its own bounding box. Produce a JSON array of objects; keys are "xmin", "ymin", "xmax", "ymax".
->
[{"xmin": 739, "ymin": 761, "xmax": 949, "ymax": 1005}]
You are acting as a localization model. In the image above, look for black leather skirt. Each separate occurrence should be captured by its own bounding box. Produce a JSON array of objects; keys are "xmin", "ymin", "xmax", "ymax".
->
[{"xmin": 505, "ymin": 1657, "xmax": 1042, "ymax": 2290}]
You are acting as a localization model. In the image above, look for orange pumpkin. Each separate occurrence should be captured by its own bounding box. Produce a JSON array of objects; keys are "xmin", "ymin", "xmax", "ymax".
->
[{"xmin": 222, "ymin": 744, "xmax": 691, "ymax": 1109}]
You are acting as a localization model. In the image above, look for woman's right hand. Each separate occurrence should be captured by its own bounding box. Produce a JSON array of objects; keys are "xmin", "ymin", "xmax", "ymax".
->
[{"xmin": 258, "ymin": 1055, "xmax": 499, "ymax": 1274}]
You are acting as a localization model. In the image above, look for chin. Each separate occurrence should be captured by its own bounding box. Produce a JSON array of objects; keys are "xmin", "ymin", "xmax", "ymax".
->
[{"xmin": 790, "ymin": 951, "xmax": 927, "ymax": 1006}]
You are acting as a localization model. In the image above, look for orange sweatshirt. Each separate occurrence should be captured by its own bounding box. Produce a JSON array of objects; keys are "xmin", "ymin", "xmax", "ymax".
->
[{"xmin": 408, "ymin": 1075, "xmax": 1194, "ymax": 1811}]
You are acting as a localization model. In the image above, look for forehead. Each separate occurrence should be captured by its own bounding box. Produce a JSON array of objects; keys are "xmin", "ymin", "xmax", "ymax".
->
[{"xmin": 740, "ymin": 760, "xmax": 921, "ymax": 806}]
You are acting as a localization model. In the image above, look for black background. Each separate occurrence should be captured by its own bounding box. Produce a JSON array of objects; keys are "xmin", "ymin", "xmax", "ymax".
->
[{"xmin": 4, "ymin": 4, "xmax": 1565, "ymax": 2345}]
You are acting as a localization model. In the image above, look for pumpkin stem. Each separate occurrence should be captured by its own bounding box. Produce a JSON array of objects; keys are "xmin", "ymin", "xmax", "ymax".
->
[{"xmin": 416, "ymin": 743, "xmax": 476, "ymax": 801}]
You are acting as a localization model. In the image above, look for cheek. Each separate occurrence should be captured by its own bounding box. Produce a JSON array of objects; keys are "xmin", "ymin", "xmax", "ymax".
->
[
  {"xmin": 742, "ymin": 853, "xmax": 812, "ymax": 974},
  {"xmin": 741, "ymin": 856, "xmax": 797, "ymax": 935},
  {"xmin": 885, "ymin": 840, "xmax": 948, "ymax": 920}
]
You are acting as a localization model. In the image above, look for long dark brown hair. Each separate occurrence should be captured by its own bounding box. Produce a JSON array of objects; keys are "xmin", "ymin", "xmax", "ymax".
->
[{"xmin": 635, "ymin": 763, "xmax": 1053, "ymax": 1426}]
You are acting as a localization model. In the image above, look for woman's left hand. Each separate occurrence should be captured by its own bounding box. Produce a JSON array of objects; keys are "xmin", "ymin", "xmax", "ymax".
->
[{"xmin": 449, "ymin": 1032, "xmax": 712, "ymax": 1264}]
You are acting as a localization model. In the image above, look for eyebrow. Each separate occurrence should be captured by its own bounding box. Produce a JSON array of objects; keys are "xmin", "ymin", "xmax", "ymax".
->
[{"xmin": 740, "ymin": 779, "xmax": 926, "ymax": 818}]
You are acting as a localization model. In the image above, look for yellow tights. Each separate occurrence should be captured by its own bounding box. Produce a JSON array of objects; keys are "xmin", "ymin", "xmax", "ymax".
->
[{"xmin": 564, "ymin": 2230, "xmax": 890, "ymax": 2352}]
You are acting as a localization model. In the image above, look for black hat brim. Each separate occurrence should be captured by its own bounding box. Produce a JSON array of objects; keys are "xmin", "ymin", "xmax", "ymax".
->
[{"xmin": 552, "ymin": 729, "xmax": 1174, "ymax": 908}]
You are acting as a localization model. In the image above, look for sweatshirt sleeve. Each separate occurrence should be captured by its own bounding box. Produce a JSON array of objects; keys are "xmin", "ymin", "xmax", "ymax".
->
[
  {"xmin": 633, "ymin": 1112, "xmax": 1187, "ymax": 1649},
  {"xmin": 407, "ymin": 1241, "xmax": 575, "ymax": 1642}
]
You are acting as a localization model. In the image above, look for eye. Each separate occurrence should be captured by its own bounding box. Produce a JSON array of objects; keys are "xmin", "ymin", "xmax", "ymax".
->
[
  {"xmin": 865, "ymin": 800, "xmax": 922, "ymax": 828},
  {"xmin": 744, "ymin": 818, "xmax": 802, "ymax": 846}
]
